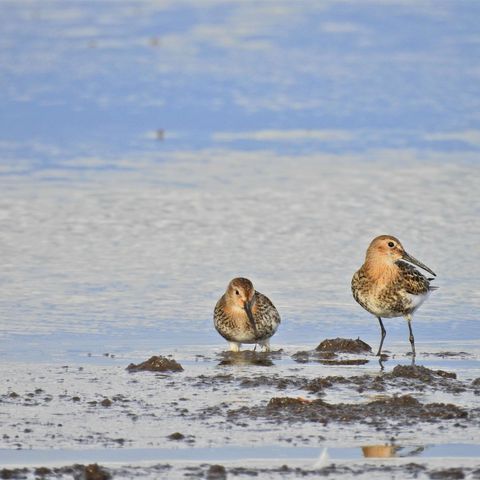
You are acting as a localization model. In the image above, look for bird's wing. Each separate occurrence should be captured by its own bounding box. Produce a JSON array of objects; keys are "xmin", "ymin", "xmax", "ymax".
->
[
  {"xmin": 396, "ymin": 261, "xmax": 434, "ymax": 294},
  {"xmin": 255, "ymin": 291, "xmax": 281, "ymax": 324}
]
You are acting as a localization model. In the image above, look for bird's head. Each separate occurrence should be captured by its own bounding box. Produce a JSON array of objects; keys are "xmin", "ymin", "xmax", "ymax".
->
[
  {"xmin": 225, "ymin": 277, "xmax": 257, "ymax": 333},
  {"xmin": 366, "ymin": 235, "xmax": 436, "ymax": 276}
]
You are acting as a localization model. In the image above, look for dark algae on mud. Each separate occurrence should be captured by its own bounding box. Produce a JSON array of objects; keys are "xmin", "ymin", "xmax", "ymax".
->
[
  {"xmin": 127, "ymin": 355, "xmax": 183, "ymax": 372},
  {"xmin": 231, "ymin": 394, "xmax": 468, "ymax": 425},
  {"xmin": 316, "ymin": 338, "xmax": 372, "ymax": 354}
]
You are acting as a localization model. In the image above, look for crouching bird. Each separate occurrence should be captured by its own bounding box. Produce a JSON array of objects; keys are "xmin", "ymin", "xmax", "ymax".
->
[{"xmin": 214, "ymin": 277, "xmax": 281, "ymax": 352}]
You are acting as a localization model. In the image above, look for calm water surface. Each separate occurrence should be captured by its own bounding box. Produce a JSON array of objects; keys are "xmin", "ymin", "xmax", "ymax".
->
[{"xmin": 0, "ymin": 1, "xmax": 479, "ymax": 361}]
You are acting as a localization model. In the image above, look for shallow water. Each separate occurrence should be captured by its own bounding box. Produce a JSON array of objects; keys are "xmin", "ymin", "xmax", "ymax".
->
[
  {"xmin": 1, "ymin": 1, "xmax": 479, "ymax": 477},
  {"xmin": 2, "ymin": 443, "xmax": 480, "ymax": 466}
]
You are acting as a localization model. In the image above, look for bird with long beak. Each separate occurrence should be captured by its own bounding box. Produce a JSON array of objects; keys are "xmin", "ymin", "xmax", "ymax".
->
[
  {"xmin": 214, "ymin": 277, "xmax": 281, "ymax": 352},
  {"xmin": 352, "ymin": 235, "xmax": 437, "ymax": 357}
]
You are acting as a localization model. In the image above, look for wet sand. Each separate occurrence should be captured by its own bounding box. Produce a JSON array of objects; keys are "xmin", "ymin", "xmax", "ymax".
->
[{"xmin": 1, "ymin": 339, "xmax": 480, "ymax": 479}]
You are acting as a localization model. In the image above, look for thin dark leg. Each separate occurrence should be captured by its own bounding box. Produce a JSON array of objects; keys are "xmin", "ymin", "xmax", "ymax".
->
[
  {"xmin": 407, "ymin": 316, "xmax": 416, "ymax": 356},
  {"xmin": 378, "ymin": 357, "xmax": 385, "ymax": 371},
  {"xmin": 376, "ymin": 317, "xmax": 386, "ymax": 356}
]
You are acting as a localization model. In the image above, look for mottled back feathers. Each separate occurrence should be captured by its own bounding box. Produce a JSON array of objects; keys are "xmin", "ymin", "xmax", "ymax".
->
[{"xmin": 214, "ymin": 288, "xmax": 280, "ymax": 344}]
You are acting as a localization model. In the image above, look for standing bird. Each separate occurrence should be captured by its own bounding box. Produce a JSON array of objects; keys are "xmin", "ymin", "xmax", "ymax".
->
[
  {"xmin": 214, "ymin": 277, "xmax": 281, "ymax": 352},
  {"xmin": 351, "ymin": 235, "xmax": 437, "ymax": 356}
]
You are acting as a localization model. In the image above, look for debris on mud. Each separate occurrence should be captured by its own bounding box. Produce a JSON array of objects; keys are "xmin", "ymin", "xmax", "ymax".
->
[
  {"xmin": 126, "ymin": 356, "xmax": 183, "ymax": 373},
  {"xmin": 388, "ymin": 365, "xmax": 456, "ymax": 381},
  {"xmin": 316, "ymin": 338, "xmax": 372, "ymax": 354},
  {"xmin": 0, "ymin": 464, "xmax": 112, "ymax": 480},
  {"xmin": 191, "ymin": 373, "xmax": 308, "ymax": 391},
  {"xmin": 83, "ymin": 464, "xmax": 112, "ymax": 480},
  {"xmin": 429, "ymin": 467, "xmax": 466, "ymax": 479},
  {"xmin": 0, "ymin": 467, "xmax": 28, "ymax": 479},
  {"xmin": 426, "ymin": 351, "xmax": 471, "ymax": 358},
  {"xmin": 167, "ymin": 432, "xmax": 195, "ymax": 443},
  {"xmin": 34, "ymin": 467, "xmax": 52, "ymax": 476},
  {"xmin": 228, "ymin": 394, "xmax": 468, "ymax": 426},
  {"xmin": 305, "ymin": 374, "xmax": 385, "ymax": 395},
  {"xmin": 206, "ymin": 464, "xmax": 227, "ymax": 480},
  {"xmin": 317, "ymin": 358, "xmax": 370, "ymax": 366},
  {"xmin": 302, "ymin": 364, "xmax": 469, "ymax": 397},
  {"xmin": 5, "ymin": 462, "xmax": 480, "ymax": 480},
  {"xmin": 384, "ymin": 365, "xmax": 465, "ymax": 393},
  {"xmin": 239, "ymin": 375, "xmax": 307, "ymax": 390},
  {"xmin": 292, "ymin": 338, "xmax": 372, "ymax": 365}
]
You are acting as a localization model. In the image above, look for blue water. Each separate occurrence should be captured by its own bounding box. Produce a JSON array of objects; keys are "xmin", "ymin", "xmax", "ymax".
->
[
  {"xmin": 1, "ymin": 443, "xmax": 479, "ymax": 466},
  {"xmin": 0, "ymin": 1, "xmax": 479, "ymax": 362},
  {"xmin": 1, "ymin": 2, "xmax": 480, "ymax": 155}
]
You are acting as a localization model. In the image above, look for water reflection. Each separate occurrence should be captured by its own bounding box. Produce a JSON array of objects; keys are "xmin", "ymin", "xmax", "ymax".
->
[
  {"xmin": 362, "ymin": 444, "xmax": 425, "ymax": 458},
  {"xmin": 378, "ymin": 353, "xmax": 418, "ymax": 371},
  {"xmin": 217, "ymin": 350, "xmax": 281, "ymax": 367},
  {"xmin": 362, "ymin": 444, "xmax": 396, "ymax": 458}
]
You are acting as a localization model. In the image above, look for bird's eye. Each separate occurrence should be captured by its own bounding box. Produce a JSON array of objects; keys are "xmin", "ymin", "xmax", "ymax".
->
[
  {"xmin": 388, "ymin": 241, "xmax": 395, "ymax": 248},
  {"xmin": 235, "ymin": 290, "xmax": 239, "ymax": 295}
]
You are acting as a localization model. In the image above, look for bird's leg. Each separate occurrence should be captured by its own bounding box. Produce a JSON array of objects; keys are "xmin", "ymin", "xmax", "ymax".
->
[
  {"xmin": 406, "ymin": 314, "xmax": 416, "ymax": 357},
  {"xmin": 376, "ymin": 317, "xmax": 386, "ymax": 356},
  {"xmin": 378, "ymin": 357, "xmax": 385, "ymax": 371},
  {"xmin": 229, "ymin": 342, "xmax": 240, "ymax": 353},
  {"xmin": 260, "ymin": 339, "xmax": 270, "ymax": 352}
]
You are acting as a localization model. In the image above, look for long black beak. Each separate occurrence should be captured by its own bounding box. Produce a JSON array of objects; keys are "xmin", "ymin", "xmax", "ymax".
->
[
  {"xmin": 244, "ymin": 299, "xmax": 258, "ymax": 335},
  {"xmin": 402, "ymin": 251, "xmax": 436, "ymax": 277}
]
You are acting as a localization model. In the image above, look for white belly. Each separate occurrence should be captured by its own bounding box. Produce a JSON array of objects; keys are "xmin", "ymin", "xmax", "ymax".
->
[
  {"xmin": 407, "ymin": 291, "xmax": 430, "ymax": 312},
  {"xmin": 359, "ymin": 290, "xmax": 430, "ymax": 318}
]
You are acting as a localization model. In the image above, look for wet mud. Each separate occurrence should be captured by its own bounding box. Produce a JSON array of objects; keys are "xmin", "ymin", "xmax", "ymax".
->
[
  {"xmin": 126, "ymin": 355, "xmax": 183, "ymax": 372},
  {"xmin": 0, "ymin": 464, "xmax": 111, "ymax": 480},
  {"xmin": 3, "ymin": 462, "xmax": 480, "ymax": 480},
  {"xmin": 227, "ymin": 394, "xmax": 467, "ymax": 426},
  {"xmin": 383, "ymin": 365, "xmax": 466, "ymax": 394},
  {"xmin": 192, "ymin": 372, "xmax": 308, "ymax": 391},
  {"xmin": 190, "ymin": 350, "xmax": 480, "ymax": 446},
  {"xmin": 2, "ymin": 340, "xmax": 480, "ymax": 479},
  {"xmin": 426, "ymin": 352, "xmax": 472, "ymax": 358}
]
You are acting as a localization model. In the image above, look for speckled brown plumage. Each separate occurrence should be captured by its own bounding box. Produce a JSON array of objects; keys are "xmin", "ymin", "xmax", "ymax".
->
[
  {"xmin": 214, "ymin": 277, "xmax": 281, "ymax": 352},
  {"xmin": 352, "ymin": 261, "xmax": 434, "ymax": 319},
  {"xmin": 352, "ymin": 235, "xmax": 437, "ymax": 356}
]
